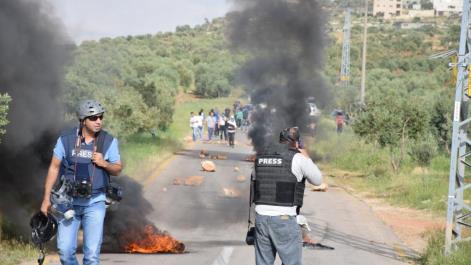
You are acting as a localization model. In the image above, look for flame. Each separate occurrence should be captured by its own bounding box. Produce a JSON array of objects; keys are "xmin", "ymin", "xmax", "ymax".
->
[{"xmin": 125, "ymin": 225, "xmax": 185, "ymax": 254}]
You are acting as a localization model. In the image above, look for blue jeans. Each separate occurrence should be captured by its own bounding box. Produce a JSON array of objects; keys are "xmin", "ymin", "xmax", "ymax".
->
[
  {"xmin": 208, "ymin": 127, "xmax": 215, "ymax": 140},
  {"xmin": 57, "ymin": 201, "xmax": 106, "ymax": 265},
  {"xmin": 255, "ymin": 214, "xmax": 302, "ymax": 265},
  {"xmin": 192, "ymin": 127, "xmax": 199, "ymax": 141}
]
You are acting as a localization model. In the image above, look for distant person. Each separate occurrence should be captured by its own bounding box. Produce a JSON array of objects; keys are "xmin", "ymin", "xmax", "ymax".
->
[
  {"xmin": 190, "ymin": 112, "xmax": 199, "ymax": 141},
  {"xmin": 218, "ymin": 114, "xmax": 227, "ymax": 142},
  {"xmin": 206, "ymin": 111, "xmax": 216, "ymax": 141},
  {"xmin": 224, "ymin": 107, "xmax": 231, "ymax": 118},
  {"xmin": 236, "ymin": 109, "xmax": 243, "ymax": 127},
  {"xmin": 242, "ymin": 107, "xmax": 250, "ymax": 132},
  {"xmin": 214, "ymin": 108, "xmax": 220, "ymax": 137},
  {"xmin": 227, "ymin": 116, "xmax": 237, "ymax": 147},
  {"xmin": 198, "ymin": 109, "xmax": 205, "ymax": 139},
  {"xmin": 335, "ymin": 112, "xmax": 344, "ymax": 134}
]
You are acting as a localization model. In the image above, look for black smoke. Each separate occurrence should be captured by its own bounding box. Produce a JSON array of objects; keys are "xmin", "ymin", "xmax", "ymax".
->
[
  {"xmin": 228, "ymin": 0, "xmax": 332, "ymax": 152},
  {"xmin": 0, "ymin": 1, "xmax": 182, "ymax": 250},
  {"xmin": 0, "ymin": 0, "xmax": 70, "ymax": 236}
]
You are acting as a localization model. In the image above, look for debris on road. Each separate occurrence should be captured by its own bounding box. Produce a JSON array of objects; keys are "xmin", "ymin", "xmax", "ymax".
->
[
  {"xmin": 234, "ymin": 166, "xmax": 240, "ymax": 172},
  {"xmin": 236, "ymin": 175, "xmax": 246, "ymax": 182},
  {"xmin": 245, "ymin": 154, "xmax": 256, "ymax": 162},
  {"xmin": 201, "ymin": 160, "xmax": 216, "ymax": 172},
  {"xmin": 221, "ymin": 187, "xmax": 241, "ymax": 198},
  {"xmin": 200, "ymin": 150, "xmax": 209, "ymax": 158},
  {"xmin": 311, "ymin": 183, "xmax": 328, "ymax": 192},
  {"xmin": 184, "ymin": 176, "xmax": 205, "ymax": 186},
  {"xmin": 216, "ymin": 154, "xmax": 227, "ymax": 160},
  {"xmin": 173, "ymin": 178, "xmax": 183, "ymax": 185},
  {"xmin": 162, "ymin": 187, "xmax": 167, "ymax": 192},
  {"xmin": 208, "ymin": 154, "xmax": 227, "ymax": 160}
]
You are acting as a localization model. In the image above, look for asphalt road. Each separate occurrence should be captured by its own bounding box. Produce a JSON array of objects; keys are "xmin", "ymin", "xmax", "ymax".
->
[{"xmin": 37, "ymin": 132, "xmax": 418, "ymax": 265}]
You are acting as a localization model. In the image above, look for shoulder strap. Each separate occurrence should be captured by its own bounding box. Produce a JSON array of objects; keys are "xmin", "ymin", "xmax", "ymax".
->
[
  {"xmin": 95, "ymin": 130, "xmax": 114, "ymax": 183},
  {"xmin": 96, "ymin": 130, "xmax": 113, "ymax": 153}
]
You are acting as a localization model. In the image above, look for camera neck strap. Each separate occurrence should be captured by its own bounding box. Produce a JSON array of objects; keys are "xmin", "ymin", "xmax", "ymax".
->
[{"xmin": 73, "ymin": 130, "xmax": 97, "ymax": 184}]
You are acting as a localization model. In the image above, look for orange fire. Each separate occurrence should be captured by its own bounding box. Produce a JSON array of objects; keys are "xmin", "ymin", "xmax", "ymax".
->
[{"xmin": 125, "ymin": 225, "xmax": 185, "ymax": 254}]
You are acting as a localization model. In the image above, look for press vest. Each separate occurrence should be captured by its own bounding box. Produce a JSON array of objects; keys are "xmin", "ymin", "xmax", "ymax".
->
[
  {"xmin": 253, "ymin": 149, "xmax": 306, "ymax": 207},
  {"xmin": 59, "ymin": 128, "xmax": 114, "ymax": 195}
]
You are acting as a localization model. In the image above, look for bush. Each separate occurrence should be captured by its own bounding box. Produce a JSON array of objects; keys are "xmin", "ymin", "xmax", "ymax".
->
[{"xmin": 409, "ymin": 135, "xmax": 438, "ymax": 167}]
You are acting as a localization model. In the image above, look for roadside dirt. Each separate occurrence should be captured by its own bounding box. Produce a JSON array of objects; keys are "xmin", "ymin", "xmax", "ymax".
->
[
  {"xmin": 320, "ymin": 167, "xmax": 445, "ymax": 253},
  {"xmin": 357, "ymin": 193, "xmax": 444, "ymax": 252}
]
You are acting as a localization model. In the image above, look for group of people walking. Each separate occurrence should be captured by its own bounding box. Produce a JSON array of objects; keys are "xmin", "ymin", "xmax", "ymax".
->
[{"xmin": 190, "ymin": 107, "xmax": 243, "ymax": 147}]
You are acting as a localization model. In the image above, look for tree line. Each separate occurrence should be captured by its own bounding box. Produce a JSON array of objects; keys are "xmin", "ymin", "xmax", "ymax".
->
[
  {"xmin": 325, "ymin": 12, "xmax": 458, "ymax": 169},
  {"xmin": 62, "ymin": 18, "xmax": 243, "ymax": 138}
]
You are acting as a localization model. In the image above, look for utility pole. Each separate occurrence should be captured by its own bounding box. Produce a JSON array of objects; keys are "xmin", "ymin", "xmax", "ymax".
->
[
  {"xmin": 360, "ymin": 0, "xmax": 368, "ymax": 104},
  {"xmin": 445, "ymin": 0, "xmax": 471, "ymax": 255},
  {"xmin": 340, "ymin": 8, "xmax": 351, "ymax": 89}
]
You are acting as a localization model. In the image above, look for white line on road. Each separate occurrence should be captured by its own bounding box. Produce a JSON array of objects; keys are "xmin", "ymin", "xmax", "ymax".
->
[{"xmin": 212, "ymin": 246, "xmax": 234, "ymax": 265}]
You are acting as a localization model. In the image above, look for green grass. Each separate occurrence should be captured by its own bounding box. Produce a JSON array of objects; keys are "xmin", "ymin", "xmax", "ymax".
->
[
  {"xmin": 0, "ymin": 240, "xmax": 36, "ymax": 265},
  {"xmin": 312, "ymin": 117, "xmax": 471, "ymax": 262},
  {"xmin": 311, "ymin": 117, "xmax": 451, "ymax": 214},
  {"xmin": 420, "ymin": 231, "xmax": 471, "ymax": 265},
  {"xmin": 120, "ymin": 92, "xmax": 244, "ymax": 180}
]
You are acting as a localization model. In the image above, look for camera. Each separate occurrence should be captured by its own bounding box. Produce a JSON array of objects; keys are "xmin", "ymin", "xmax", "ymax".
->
[
  {"xmin": 72, "ymin": 180, "xmax": 92, "ymax": 198},
  {"xmin": 50, "ymin": 176, "xmax": 75, "ymax": 220},
  {"xmin": 106, "ymin": 183, "xmax": 123, "ymax": 202},
  {"xmin": 245, "ymin": 227, "xmax": 255, "ymax": 245}
]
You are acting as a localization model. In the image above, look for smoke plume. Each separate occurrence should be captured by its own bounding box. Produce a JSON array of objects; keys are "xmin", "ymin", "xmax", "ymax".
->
[
  {"xmin": 0, "ymin": 1, "xmax": 182, "ymax": 250},
  {"xmin": 0, "ymin": 0, "xmax": 70, "ymax": 236},
  {"xmin": 228, "ymin": 0, "xmax": 331, "ymax": 152}
]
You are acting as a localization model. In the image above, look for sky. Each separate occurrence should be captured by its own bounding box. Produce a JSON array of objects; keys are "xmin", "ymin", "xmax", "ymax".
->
[{"xmin": 47, "ymin": 0, "xmax": 231, "ymax": 43}]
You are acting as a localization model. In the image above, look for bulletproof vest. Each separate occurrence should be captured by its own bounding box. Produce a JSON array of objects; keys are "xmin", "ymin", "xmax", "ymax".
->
[
  {"xmin": 60, "ymin": 128, "xmax": 114, "ymax": 195},
  {"xmin": 253, "ymin": 149, "xmax": 306, "ymax": 207}
]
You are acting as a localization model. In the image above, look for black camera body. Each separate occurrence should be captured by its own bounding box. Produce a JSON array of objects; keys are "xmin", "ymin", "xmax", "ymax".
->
[
  {"xmin": 245, "ymin": 227, "xmax": 255, "ymax": 245},
  {"xmin": 106, "ymin": 183, "xmax": 123, "ymax": 202},
  {"xmin": 72, "ymin": 180, "xmax": 92, "ymax": 198}
]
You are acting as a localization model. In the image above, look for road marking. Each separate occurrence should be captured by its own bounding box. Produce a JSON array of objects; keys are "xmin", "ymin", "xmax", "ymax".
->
[
  {"xmin": 212, "ymin": 246, "xmax": 234, "ymax": 265},
  {"xmin": 143, "ymin": 153, "xmax": 176, "ymax": 187}
]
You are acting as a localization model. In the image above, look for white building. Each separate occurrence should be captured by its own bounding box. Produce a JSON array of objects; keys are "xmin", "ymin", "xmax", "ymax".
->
[
  {"xmin": 433, "ymin": 0, "xmax": 462, "ymax": 15},
  {"xmin": 373, "ymin": 0, "xmax": 402, "ymax": 18}
]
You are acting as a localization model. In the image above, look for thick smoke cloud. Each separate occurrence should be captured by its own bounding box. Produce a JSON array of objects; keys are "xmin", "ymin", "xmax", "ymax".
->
[
  {"xmin": 228, "ymin": 0, "xmax": 331, "ymax": 152},
  {"xmin": 0, "ymin": 0, "xmax": 70, "ymax": 235},
  {"xmin": 0, "ymin": 1, "xmax": 179, "ymax": 249}
]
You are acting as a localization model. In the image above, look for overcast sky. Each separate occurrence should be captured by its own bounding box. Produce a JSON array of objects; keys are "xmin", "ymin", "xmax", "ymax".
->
[{"xmin": 47, "ymin": 0, "xmax": 231, "ymax": 43}]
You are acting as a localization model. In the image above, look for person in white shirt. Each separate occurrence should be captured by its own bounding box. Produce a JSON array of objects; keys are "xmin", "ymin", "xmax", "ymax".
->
[
  {"xmin": 226, "ymin": 116, "xmax": 237, "ymax": 147},
  {"xmin": 218, "ymin": 114, "xmax": 227, "ymax": 142},
  {"xmin": 189, "ymin": 112, "xmax": 199, "ymax": 141},
  {"xmin": 251, "ymin": 127, "xmax": 322, "ymax": 265}
]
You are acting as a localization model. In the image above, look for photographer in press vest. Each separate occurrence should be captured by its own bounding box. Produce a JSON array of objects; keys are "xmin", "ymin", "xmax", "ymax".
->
[
  {"xmin": 40, "ymin": 99, "xmax": 122, "ymax": 265},
  {"xmin": 251, "ymin": 127, "xmax": 323, "ymax": 265}
]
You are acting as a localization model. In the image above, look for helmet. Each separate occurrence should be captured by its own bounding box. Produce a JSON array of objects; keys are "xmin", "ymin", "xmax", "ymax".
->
[
  {"xmin": 279, "ymin": 127, "xmax": 300, "ymax": 143},
  {"xmin": 30, "ymin": 212, "xmax": 58, "ymax": 245},
  {"xmin": 77, "ymin": 100, "xmax": 105, "ymax": 120}
]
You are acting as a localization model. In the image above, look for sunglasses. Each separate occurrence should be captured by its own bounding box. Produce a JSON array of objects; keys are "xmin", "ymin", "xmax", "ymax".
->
[{"xmin": 87, "ymin": 115, "xmax": 104, "ymax": 121}]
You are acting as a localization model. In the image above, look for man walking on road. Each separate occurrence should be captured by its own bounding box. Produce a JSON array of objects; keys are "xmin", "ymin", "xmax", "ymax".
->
[
  {"xmin": 40, "ymin": 99, "xmax": 122, "ymax": 265},
  {"xmin": 226, "ymin": 115, "xmax": 237, "ymax": 147},
  {"xmin": 251, "ymin": 127, "xmax": 323, "ymax": 265},
  {"xmin": 206, "ymin": 111, "xmax": 216, "ymax": 141},
  {"xmin": 190, "ymin": 112, "xmax": 199, "ymax": 141}
]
